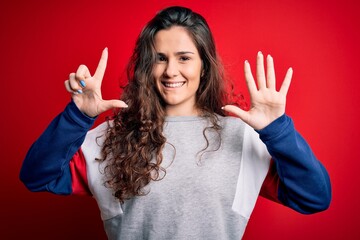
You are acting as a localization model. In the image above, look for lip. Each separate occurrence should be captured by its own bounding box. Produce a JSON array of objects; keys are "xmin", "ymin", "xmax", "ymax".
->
[{"xmin": 161, "ymin": 81, "xmax": 186, "ymax": 88}]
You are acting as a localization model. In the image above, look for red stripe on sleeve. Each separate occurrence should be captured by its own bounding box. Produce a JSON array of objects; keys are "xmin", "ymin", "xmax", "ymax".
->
[
  {"xmin": 260, "ymin": 159, "xmax": 282, "ymax": 204},
  {"xmin": 69, "ymin": 148, "xmax": 92, "ymax": 196}
]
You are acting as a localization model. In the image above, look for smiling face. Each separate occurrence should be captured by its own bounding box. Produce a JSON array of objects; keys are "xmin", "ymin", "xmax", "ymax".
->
[{"xmin": 153, "ymin": 26, "xmax": 203, "ymax": 116}]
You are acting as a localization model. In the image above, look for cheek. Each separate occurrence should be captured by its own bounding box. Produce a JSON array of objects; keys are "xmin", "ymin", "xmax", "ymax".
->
[
  {"xmin": 152, "ymin": 66, "xmax": 164, "ymax": 89},
  {"xmin": 152, "ymin": 65, "xmax": 162, "ymax": 79},
  {"xmin": 184, "ymin": 63, "xmax": 202, "ymax": 80}
]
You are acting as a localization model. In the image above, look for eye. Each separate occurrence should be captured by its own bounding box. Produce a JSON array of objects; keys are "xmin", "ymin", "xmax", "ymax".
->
[
  {"xmin": 179, "ymin": 56, "xmax": 190, "ymax": 62},
  {"xmin": 156, "ymin": 54, "xmax": 167, "ymax": 62}
]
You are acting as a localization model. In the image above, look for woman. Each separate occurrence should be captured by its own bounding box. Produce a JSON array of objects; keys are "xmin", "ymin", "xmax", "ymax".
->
[{"xmin": 20, "ymin": 6, "xmax": 331, "ymax": 239}]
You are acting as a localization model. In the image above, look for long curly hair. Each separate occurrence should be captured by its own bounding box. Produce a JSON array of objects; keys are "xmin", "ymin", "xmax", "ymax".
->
[{"xmin": 99, "ymin": 6, "xmax": 236, "ymax": 203}]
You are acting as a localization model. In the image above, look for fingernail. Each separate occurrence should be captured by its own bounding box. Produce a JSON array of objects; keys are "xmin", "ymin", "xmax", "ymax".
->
[
  {"xmin": 244, "ymin": 60, "xmax": 249, "ymax": 64},
  {"xmin": 77, "ymin": 89, "xmax": 83, "ymax": 94},
  {"xmin": 80, "ymin": 80, "xmax": 86, "ymax": 87},
  {"xmin": 258, "ymin": 51, "xmax": 262, "ymax": 56}
]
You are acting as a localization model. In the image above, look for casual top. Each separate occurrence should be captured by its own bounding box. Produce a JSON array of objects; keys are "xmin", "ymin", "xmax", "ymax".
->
[{"xmin": 20, "ymin": 101, "xmax": 331, "ymax": 239}]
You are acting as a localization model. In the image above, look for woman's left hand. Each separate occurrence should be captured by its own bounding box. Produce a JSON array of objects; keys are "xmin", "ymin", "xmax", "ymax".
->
[{"xmin": 223, "ymin": 51, "xmax": 293, "ymax": 130}]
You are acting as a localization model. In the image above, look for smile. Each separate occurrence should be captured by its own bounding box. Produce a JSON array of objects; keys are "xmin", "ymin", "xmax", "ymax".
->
[{"xmin": 162, "ymin": 81, "xmax": 186, "ymax": 88}]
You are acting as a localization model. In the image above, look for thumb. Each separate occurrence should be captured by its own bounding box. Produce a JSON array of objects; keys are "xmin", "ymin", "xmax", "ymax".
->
[
  {"xmin": 222, "ymin": 105, "xmax": 249, "ymax": 123},
  {"xmin": 99, "ymin": 99, "xmax": 128, "ymax": 112}
]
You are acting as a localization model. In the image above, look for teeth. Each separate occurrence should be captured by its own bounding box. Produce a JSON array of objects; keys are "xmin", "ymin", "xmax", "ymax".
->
[{"xmin": 163, "ymin": 82, "xmax": 185, "ymax": 88}]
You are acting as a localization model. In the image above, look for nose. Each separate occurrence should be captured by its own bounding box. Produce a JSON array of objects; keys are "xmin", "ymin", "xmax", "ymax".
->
[{"xmin": 163, "ymin": 59, "xmax": 179, "ymax": 78}]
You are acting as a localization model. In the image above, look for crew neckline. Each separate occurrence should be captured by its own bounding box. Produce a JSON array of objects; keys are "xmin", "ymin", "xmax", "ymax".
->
[
  {"xmin": 164, "ymin": 114, "xmax": 225, "ymax": 122},
  {"xmin": 164, "ymin": 115, "xmax": 207, "ymax": 122}
]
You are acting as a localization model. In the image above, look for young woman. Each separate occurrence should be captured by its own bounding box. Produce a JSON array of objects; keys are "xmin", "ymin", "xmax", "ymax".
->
[{"xmin": 20, "ymin": 6, "xmax": 331, "ymax": 239}]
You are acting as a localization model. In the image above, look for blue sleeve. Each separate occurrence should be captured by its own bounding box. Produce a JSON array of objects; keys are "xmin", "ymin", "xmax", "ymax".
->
[
  {"xmin": 19, "ymin": 101, "xmax": 96, "ymax": 195},
  {"xmin": 257, "ymin": 114, "xmax": 331, "ymax": 214}
]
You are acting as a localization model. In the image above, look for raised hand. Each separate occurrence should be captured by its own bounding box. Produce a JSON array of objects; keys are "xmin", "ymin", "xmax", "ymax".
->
[
  {"xmin": 64, "ymin": 48, "xmax": 128, "ymax": 117},
  {"xmin": 223, "ymin": 51, "xmax": 293, "ymax": 130}
]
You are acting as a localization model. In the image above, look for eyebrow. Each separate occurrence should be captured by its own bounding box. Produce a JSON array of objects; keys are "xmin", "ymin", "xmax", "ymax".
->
[
  {"xmin": 175, "ymin": 51, "xmax": 195, "ymax": 55},
  {"xmin": 157, "ymin": 51, "xmax": 195, "ymax": 55}
]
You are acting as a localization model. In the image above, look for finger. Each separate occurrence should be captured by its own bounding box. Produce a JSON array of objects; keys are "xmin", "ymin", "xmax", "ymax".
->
[
  {"xmin": 280, "ymin": 67, "xmax": 293, "ymax": 95},
  {"xmin": 93, "ymin": 47, "xmax": 108, "ymax": 81},
  {"xmin": 69, "ymin": 73, "xmax": 83, "ymax": 93},
  {"xmin": 64, "ymin": 80, "xmax": 73, "ymax": 93},
  {"xmin": 244, "ymin": 60, "xmax": 257, "ymax": 93},
  {"xmin": 266, "ymin": 54, "xmax": 276, "ymax": 89},
  {"xmin": 256, "ymin": 51, "xmax": 266, "ymax": 89},
  {"xmin": 75, "ymin": 64, "xmax": 91, "ymax": 85},
  {"xmin": 222, "ymin": 105, "xmax": 250, "ymax": 123}
]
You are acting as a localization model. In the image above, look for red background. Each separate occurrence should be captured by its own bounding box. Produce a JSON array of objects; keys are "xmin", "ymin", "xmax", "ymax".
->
[{"xmin": 1, "ymin": 0, "xmax": 359, "ymax": 239}]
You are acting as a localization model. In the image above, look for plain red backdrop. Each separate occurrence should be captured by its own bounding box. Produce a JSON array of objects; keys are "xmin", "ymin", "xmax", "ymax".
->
[{"xmin": 1, "ymin": 0, "xmax": 359, "ymax": 239}]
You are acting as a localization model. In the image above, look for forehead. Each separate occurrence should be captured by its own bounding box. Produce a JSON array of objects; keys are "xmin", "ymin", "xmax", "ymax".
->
[{"xmin": 154, "ymin": 26, "xmax": 198, "ymax": 53}]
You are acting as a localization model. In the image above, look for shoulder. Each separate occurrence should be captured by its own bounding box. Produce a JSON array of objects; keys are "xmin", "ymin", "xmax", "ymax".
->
[
  {"xmin": 217, "ymin": 115, "xmax": 246, "ymax": 131},
  {"xmin": 82, "ymin": 120, "xmax": 112, "ymax": 152},
  {"xmin": 214, "ymin": 115, "xmax": 249, "ymax": 145},
  {"xmin": 87, "ymin": 121, "xmax": 110, "ymax": 137},
  {"xmin": 217, "ymin": 115, "xmax": 263, "ymax": 144}
]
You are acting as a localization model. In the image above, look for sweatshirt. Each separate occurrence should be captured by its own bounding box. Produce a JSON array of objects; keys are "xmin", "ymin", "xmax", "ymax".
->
[{"xmin": 20, "ymin": 101, "xmax": 331, "ymax": 239}]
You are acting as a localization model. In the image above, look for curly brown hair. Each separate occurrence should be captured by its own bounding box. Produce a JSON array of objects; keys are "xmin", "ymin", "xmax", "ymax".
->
[{"xmin": 99, "ymin": 6, "xmax": 239, "ymax": 203}]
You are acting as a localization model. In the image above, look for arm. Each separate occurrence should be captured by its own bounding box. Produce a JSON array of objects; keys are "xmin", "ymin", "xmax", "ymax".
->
[
  {"xmin": 20, "ymin": 48, "xmax": 127, "ymax": 194},
  {"xmin": 258, "ymin": 114, "xmax": 331, "ymax": 213},
  {"xmin": 19, "ymin": 101, "xmax": 95, "ymax": 194},
  {"xmin": 223, "ymin": 52, "xmax": 331, "ymax": 214}
]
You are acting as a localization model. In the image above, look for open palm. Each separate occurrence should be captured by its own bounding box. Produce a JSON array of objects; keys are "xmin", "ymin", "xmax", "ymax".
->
[{"xmin": 223, "ymin": 51, "xmax": 293, "ymax": 130}]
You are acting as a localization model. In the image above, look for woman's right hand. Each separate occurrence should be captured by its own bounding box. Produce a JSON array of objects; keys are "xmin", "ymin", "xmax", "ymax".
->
[{"xmin": 64, "ymin": 48, "xmax": 128, "ymax": 117}]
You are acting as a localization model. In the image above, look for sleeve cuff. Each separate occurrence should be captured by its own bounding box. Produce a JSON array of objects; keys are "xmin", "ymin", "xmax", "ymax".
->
[
  {"xmin": 64, "ymin": 100, "xmax": 97, "ymax": 129},
  {"xmin": 256, "ymin": 114, "xmax": 293, "ymax": 142}
]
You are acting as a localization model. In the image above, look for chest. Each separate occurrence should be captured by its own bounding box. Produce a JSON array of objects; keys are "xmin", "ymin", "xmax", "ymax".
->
[{"xmin": 122, "ymin": 121, "xmax": 245, "ymax": 212}]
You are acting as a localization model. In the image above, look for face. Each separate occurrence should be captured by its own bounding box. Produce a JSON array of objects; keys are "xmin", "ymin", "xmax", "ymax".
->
[{"xmin": 153, "ymin": 26, "xmax": 203, "ymax": 116}]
